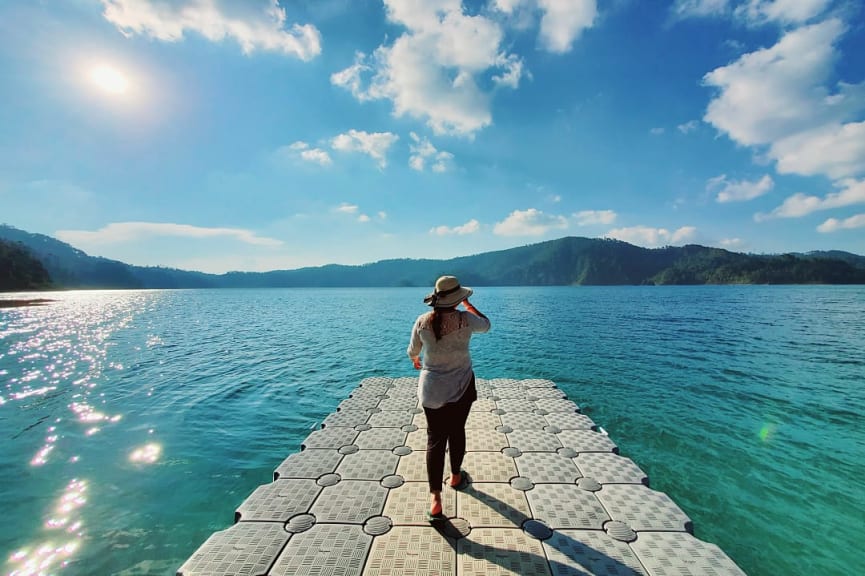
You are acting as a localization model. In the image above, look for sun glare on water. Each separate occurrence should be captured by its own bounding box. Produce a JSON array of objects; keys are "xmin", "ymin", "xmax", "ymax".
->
[
  {"xmin": 129, "ymin": 442, "xmax": 162, "ymax": 464},
  {"xmin": 89, "ymin": 64, "xmax": 130, "ymax": 95}
]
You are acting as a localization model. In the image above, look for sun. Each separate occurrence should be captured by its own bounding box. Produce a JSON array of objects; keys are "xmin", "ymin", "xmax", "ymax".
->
[{"xmin": 89, "ymin": 65, "xmax": 130, "ymax": 95}]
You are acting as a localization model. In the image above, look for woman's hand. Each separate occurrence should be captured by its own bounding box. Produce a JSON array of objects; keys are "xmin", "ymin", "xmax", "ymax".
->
[
  {"xmin": 412, "ymin": 356, "xmax": 422, "ymax": 370},
  {"xmin": 462, "ymin": 299, "xmax": 488, "ymax": 319}
]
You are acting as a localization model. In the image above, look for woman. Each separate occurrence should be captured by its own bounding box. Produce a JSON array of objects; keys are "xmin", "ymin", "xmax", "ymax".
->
[{"xmin": 407, "ymin": 275, "xmax": 490, "ymax": 518}]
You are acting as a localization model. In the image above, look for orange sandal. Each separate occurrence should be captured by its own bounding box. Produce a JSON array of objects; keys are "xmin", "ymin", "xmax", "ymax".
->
[{"xmin": 449, "ymin": 470, "xmax": 468, "ymax": 490}]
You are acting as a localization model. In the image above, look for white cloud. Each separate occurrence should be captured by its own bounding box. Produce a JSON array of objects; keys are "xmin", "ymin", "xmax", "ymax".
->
[
  {"xmin": 772, "ymin": 121, "xmax": 865, "ymax": 179},
  {"xmin": 329, "ymin": 51, "xmax": 373, "ymax": 101},
  {"xmin": 494, "ymin": 0, "xmax": 529, "ymax": 13},
  {"xmin": 299, "ymin": 148, "xmax": 332, "ymax": 166},
  {"xmin": 335, "ymin": 203, "xmax": 359, "ymax": 214},
  {"xmin": 493, "ymin": 208, "xmax": 569, "ymax": 236},
  {"xmin": 678, "ymin": 120, "xmax": 699, "ymax": 134},
  {"xmin": 671, "ymin": 0, "xmax": 731, "ymax": 19},
  {"xmin": 817, "ymin": 213, "xmax": 865, "ymax": 233},
  {"xmin": 536, "ymin": 0, "xmax": 598, "ymax": 54},
  {"xmin": 280, "ymin": 141, "xmax": 332, "ymax": 166},
  {"xmin": 671, "ymin": 0, "xmax": 832, "ymax": 26},
  {"xmin": 409, "ymin": 132, "xmax": 454, "ymax": 172},
  {"xmin": 605, "ymin": 225, "xmax": 698, "ymax": 247},
  {"xmin": 430, "ymin": 219, "xmax": 481, "ymax": 236},
  {"xmin": 100, "ymin": 0, "xmax": 321, "ymax": 60},
  {"xmin": 334, "ymin": 204, "xmax": 381, "ymax": 223},
  {"xmin": 331, "ymin": 129, "xmax": 399, "ymax": 168},
  {"xmin": 56, "ymin": 222, "xmax": 282, "ymax": 247},
  {"xmin": 704, "ymin": 19, "xmax": 842, "ymax": 146},
  {"xmin": 734, "ymin": 0, "xmax": 832, "ymax": 26},
  {"xmin": 710, "ymin": 174, "xmax": 774, "ymax": 203},
  {"xmin": 755, "ymin": 178, "xmax": 865, "ymax": 220},
  {"xmin": 650, "ymin": 127, "xmax": 665, "ymax": 135},
  {"xmin": 431, "ymin": 152, "xmax": 454, "ymax": 173},
  {"xmin": 492, "ymin": 54, "xmax": 527, "ymax": 89},
  {"xmin": 331, "ymin": 0, "xmax": 533, "ymax": 136},
  {"xmin": 492, "ymin": 0, "xmax": 597, "ymax": 53},
  {"xmin": 703, "ymin": 19, "xmax": 865, "ymax": 181},
  {"xmin": 331, "ymin": 1, "xmax": 600, "ymax": 136},
  {"xmin": 409, "ymin": 137, "xmax": 434, "ymax": 171},
  {"xmin": 574, "ymin": 209, "xmax": 617, "ymax": 226},
  {"xmin": 719, "ymin": 237, "xmax": 745, "ymax": 248}
]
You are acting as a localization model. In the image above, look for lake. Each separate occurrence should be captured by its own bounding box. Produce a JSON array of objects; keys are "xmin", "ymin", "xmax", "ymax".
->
[{"xmin": 1, "ymin": 286, "xmax": 863, "ymax": 575}]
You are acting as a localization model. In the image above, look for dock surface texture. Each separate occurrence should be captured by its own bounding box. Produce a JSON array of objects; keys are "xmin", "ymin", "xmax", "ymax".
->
[{"xmin": 177, "ymin": 377, "xmax": 746, "ymax": 576}]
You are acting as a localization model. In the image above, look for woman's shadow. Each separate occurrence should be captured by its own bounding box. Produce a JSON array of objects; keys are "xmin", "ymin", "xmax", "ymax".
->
[{"xmin": 430, "ymin": 476, "xmax": 646, "ymax": 575}]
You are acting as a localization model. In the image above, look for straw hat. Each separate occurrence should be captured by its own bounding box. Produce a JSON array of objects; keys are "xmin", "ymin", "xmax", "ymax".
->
[{"xmin": 423, "ymin": 275, "xmax": 473, "ymax": 308}]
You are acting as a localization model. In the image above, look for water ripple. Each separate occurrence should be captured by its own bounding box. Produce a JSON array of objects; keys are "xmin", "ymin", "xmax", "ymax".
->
[{"xmin": 1, "ymin": 286, "xmax": 863, "ymax": 575}]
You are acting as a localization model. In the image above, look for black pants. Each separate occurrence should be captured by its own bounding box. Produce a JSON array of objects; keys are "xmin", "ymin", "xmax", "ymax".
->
[{"xmin": 424, "ymin": 375, "xmax": 476, "ymax": 492}]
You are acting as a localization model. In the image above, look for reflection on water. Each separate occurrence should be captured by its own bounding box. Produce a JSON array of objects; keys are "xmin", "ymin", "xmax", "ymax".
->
[
  {"xmin": 2, "ymin": 291, "xmax": 153, "ymax": 574},
  {"xmin": 8, "ymin": 479, "xmax": 87, "ymax": 576},
  {"xmin": 29, "ymin": 424, "xmax": 58, "ymax": 467},
  {"xmin": 2, "ymin": 287, "xmax": 864, "ymax": 576},
  {"xmin": 129, "ymin": 443, "xmax": 162, "ymax": 464}
]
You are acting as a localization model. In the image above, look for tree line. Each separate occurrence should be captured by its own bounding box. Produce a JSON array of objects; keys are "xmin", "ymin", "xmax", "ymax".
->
[{"xmin": 2, "ymin": 225, "xmax": 864, "ymax": 292}]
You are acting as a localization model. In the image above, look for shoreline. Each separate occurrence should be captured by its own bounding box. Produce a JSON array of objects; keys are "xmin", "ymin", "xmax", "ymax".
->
[{"xmin": 0, "ymin": 298, "xmax": 55, "ymax": 308}]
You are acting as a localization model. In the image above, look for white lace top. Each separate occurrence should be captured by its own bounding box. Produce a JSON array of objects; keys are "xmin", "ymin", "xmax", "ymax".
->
[{"xmin": 407, "ymin": 309, "xmax": 491, "ymax": 409}]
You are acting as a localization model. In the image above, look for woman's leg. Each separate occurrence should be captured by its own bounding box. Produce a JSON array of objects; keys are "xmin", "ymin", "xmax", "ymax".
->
[
  {"xmin": 426, "ymin": 378, "xmax": 476, "ymax": 503},
  {"xmin": 424, "ymin": 405, "xmax": 448, "ymax": 494},
  {"xmin": 447, "ymin": 391, "xmax": 473, "ymax": 480}
]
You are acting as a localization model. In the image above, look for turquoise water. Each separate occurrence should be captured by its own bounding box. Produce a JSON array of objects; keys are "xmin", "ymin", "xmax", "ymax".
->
[{"xmin": 1, "ymin": 286, "xmax": 863, "ymax": 575}]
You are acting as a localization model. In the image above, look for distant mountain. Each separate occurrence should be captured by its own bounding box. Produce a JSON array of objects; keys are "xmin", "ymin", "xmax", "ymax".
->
[
  {"xmin": 0, "ymin": 225, "xmax": 216, "ymax": 290},
  {"xmin": 804, "ymin": 250, "xmax": 865, "ymax": 269},
  {"xmin": 649, "ymin": 246, "xmax": 865, "ymax": 284},
  {"xmin": 0, "ymin": 238, "xmax": 52, "ymax": 290},
  {"xmin": 1, "ymin": 224, "xmax": 863, "ymax": 291}
]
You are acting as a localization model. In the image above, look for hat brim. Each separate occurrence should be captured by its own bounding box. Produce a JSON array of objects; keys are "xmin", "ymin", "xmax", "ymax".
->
[{"xmin": 426, "ymin": 286, "xmax": 473, "ymax": 308}]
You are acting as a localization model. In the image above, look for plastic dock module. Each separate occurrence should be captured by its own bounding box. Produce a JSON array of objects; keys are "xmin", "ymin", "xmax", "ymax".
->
[{"xmin": 177, "ymin": 376, "xmax": 747, "ymax": 576}]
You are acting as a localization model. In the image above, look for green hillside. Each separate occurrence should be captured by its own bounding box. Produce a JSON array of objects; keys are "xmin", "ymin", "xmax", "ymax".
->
[
  {"xmin": 0, "ymin": 225, "xmax": 216, "ymax": 289},
  {"xmin": 0, "ymin": 239, "xmax": 52, "ymax": 291},
  {"xmin": 1, "ymin": 224, "xmax": 863, "ymax": 289}
]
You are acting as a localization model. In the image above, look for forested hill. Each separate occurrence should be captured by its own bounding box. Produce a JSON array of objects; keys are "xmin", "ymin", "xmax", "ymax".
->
[
  {"xmin": 0, "ymin": 225, "xmax": 215, "ymax": 290},
  {"xmin": 1, "ymin": 225, "xmax": 864, "ymax": 290},
  {"xmin": 0, "ymin": 239, "xmax": 52, "ymax": 290}
]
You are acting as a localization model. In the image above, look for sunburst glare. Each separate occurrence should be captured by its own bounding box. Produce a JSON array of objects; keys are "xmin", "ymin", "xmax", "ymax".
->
[
  {"xmin": 129, "ymin": 443, "xmax": 162, "ymax": 464},
  {"xmin": 7, "ymin": 479, "xmax": 87, "ymax": 575},
  {"xmin": 89, "ymin": 64, "xmax": 129, "ymax": 95}
]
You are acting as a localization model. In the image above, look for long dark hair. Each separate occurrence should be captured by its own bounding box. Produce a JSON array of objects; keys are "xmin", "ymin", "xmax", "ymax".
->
[{"xmin": 431, "ymin": 307, "xmax": 461, "ymax": 340}]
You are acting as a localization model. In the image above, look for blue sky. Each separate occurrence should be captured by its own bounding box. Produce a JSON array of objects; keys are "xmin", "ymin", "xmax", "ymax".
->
[{"xmin": 1, "ymin": 0, "xmax": 863, "ymax": 273}]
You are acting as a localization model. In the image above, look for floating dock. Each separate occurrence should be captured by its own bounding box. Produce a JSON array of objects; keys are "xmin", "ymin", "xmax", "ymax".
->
[{"xmin": 177, "ymin": 376, "xmax": 745, "ymax": 575}]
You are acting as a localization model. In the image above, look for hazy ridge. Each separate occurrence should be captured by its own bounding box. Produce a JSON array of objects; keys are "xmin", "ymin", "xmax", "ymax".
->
[{"xmin": 1, "ymin": 224, "xmax": 864, "ymax": 291}]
